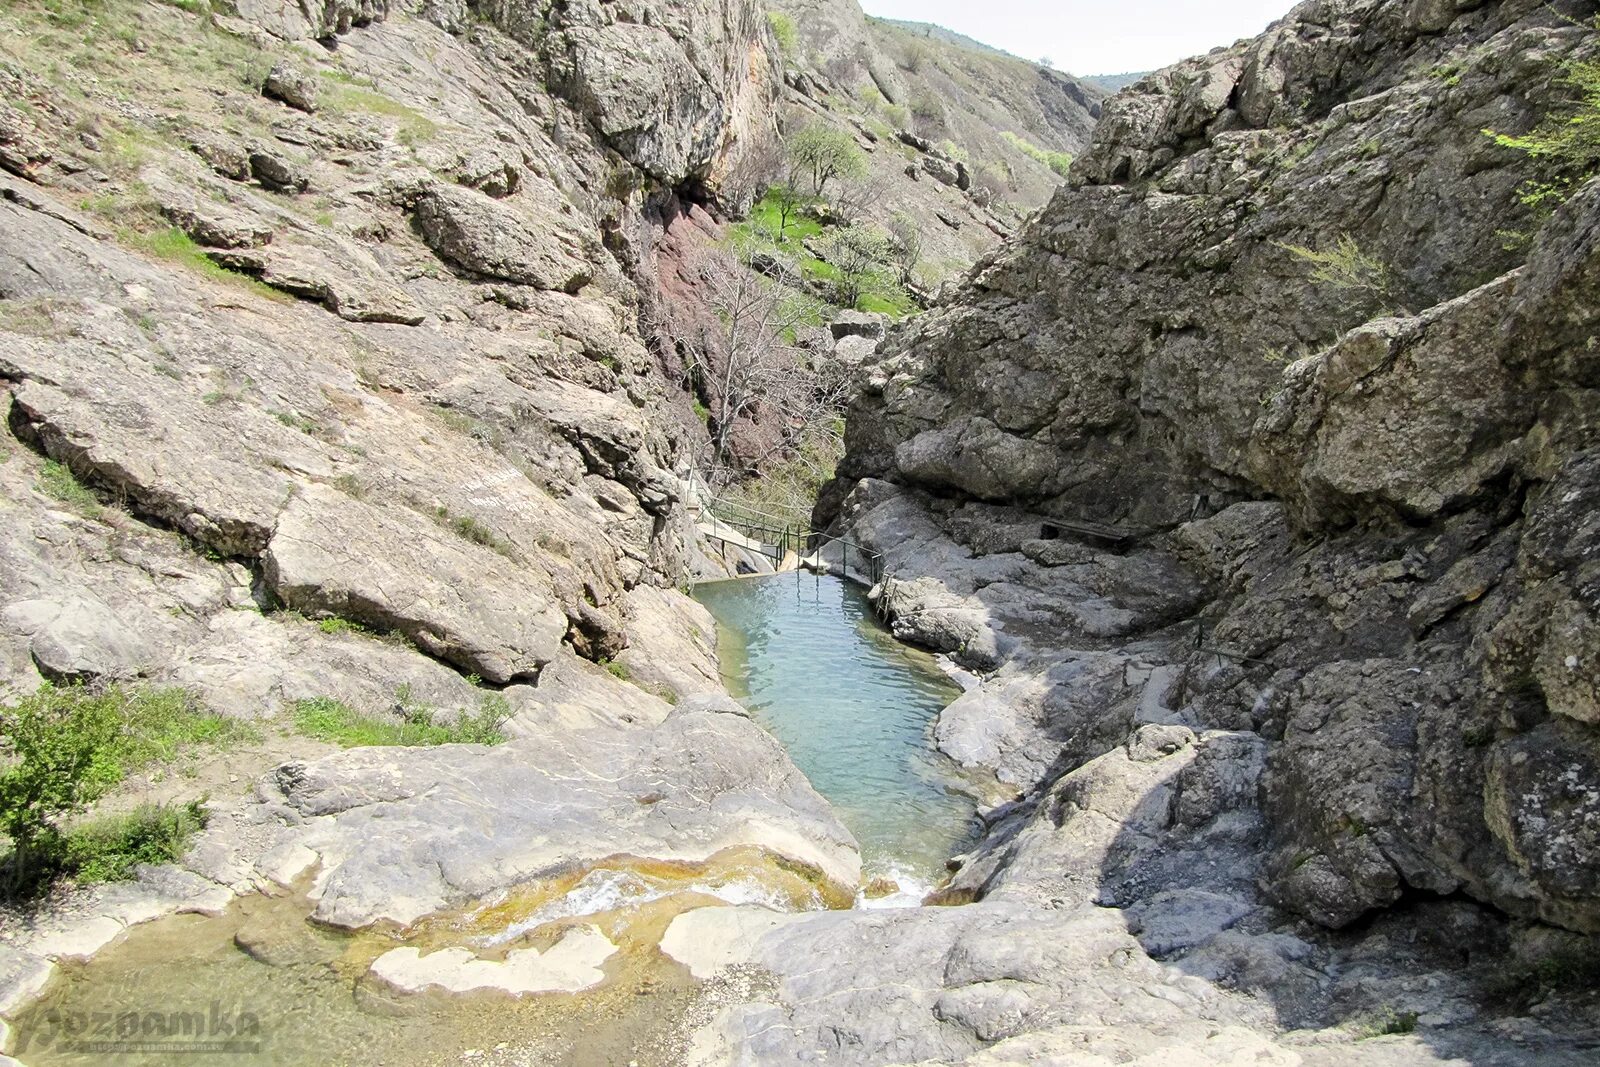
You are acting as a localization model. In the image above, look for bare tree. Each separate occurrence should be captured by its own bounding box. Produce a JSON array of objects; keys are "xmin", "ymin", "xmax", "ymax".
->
[
  {"xmin": 825, "ymin": 226, "xmax": 891, "ymax": 308},
  {"xmin": 831, "ymin": 170, "xmax": 892, "ymax": 226},
  {"xmin": 719, "ymin": 129, "xmax": 784, "ymax": 215},
  {"xmin": 679, "ymin": 249, "xmax": 821, "ymax": 470},
  {"xmin": 886, "ymin": 211, "xmax": 922, "ymax": 286}
]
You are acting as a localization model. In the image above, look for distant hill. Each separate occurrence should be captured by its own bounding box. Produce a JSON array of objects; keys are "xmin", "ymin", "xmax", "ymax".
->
[
  {"xmin": 875, "ymin": 17, "xmax": 1018, "ymax": 60},
  {"xmin": 862, "ymin": 20, "xmax": 1152, "ymax": 94},
  {"xmin": 1083, "ymin": 71, "xmax": 1151, "ymax": 93}
]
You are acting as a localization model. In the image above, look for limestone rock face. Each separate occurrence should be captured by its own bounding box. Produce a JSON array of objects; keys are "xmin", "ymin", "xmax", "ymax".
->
[
  {"xmin": 231, "ymin": 0, "xmax": 391, "ymax": 41},
  {"xmin": 459, "ymin": 0, "xmax": 779, "ymax": 187},
  {"xmin": 412, "ymin": 182, "xmax": 596, "ymax": 293},
  {"xmin": 825, "ymin": 0, "xmax": 1600, "ymax": 943},
  {"xmin": 261, "ymin": 703, "xmax": 860, "ymax": 927}
]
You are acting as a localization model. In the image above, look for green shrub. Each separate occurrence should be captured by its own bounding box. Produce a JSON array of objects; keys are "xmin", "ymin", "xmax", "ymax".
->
[
  {"xmin": 331, "ymin": 473, "xmax": 367, "ymax": 499},
  {"xmin": 292, "ymin": 693, "xmax": 511, "ymax": 747},
  {"xmin": 766, "ymin": 10, "xmax": 798, "ymax": 58},
  {"xmin": 909, "ymin": 92, "xmax": 945, "ymax": 130},
  {"xmin": 1352, "ymin": 1007, "xmax": 1420, "ymax": 1040},
  {"xmin": 36, "ymin": 459, "xmax": 101, "ymax": 516},
  {"xmin": 62, "ymin": 801, "xmax": 208, "ymax": 884},
  {"xmin": 1278, "ymin": 234, "xmax": 1396, "ymax": 309},
  {"xmin": 451, "ymin": 514, "xmax": 511, "ymax": 555},
  {"xmin": 788, "ymin": 124, "xmax": 867, "ymax": 197},
  {"xmin": 0, "ymin": 684, "xmax": 244, "ymax": 895},
  {"xmin": 0, "ymin": 685, "xmax": 123, "ymax": 889},
  {"xmin": 428, "ymin": 503, "xmax": 514, "ymax": 558},
  {"xmin": 1483, "ymin": 39, "xmax": 1600, "ymax": 244}
]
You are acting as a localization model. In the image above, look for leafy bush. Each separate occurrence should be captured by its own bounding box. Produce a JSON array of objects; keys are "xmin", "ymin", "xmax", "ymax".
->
[
  {"xmin": 1484, "ymin": 39, "xmax": 1600, "ymax": 243},
  {"xmin": 937, "ymin": 139, "xmax": 968, "ymax": 165},
  {"xmin": 293, "ymin": 692, "xmax": 511, "ymax": 747},
  {"xmin": 1278, "ymin": 235, "xmax": 1396, "ymax": 310},
  {"xmin": 909, "ymin": 92, "xmax": 945, "ymax": 131},
  {"xmin": 62, "ymin": 801, "xmax": 208, "ymax": 884},
  {"xmin": 0, "ymin": 686, "xmax": 123, "ymax": 888},
  {"xmin": 765, "ymin": 10, "xmax": 798, "ymax": 58},
  {"xmin": 820, "ymin": 226, "xmax": 916, "ymax": 314},
  {"xmin": 0, "ymin": 685, "xmax": 246, "ymax": 895},
  {"xmin": 788, "ymin": 124, "xmax": 867, "ymax": 197}
]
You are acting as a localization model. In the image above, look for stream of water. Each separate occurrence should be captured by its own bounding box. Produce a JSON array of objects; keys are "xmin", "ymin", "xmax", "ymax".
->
[
  {"xmin": 693, "ymin": 572, "xmax": 978, "ymax": 902},
  {"xmin": 4, "ymin": 573, "xmax": 978, "ymax": 1065}
]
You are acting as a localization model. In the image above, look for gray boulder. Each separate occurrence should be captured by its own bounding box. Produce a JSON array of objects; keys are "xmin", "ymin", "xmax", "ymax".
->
[
  {"xmin": 413, "ymin": 183, "xmax": 594, "ymax": 293},
  {"xmin": 261, "ymin": 61, "xmax": 319, "ymax": 113}
]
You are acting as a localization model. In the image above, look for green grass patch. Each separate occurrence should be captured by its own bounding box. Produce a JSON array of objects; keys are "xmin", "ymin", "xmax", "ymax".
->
[
  {"xmin": 317, "ymin": 617, "xmax": 367, "ymax": 637},
  {"xmin": 323, "ymin": 83, "xmax": 438, "ymax": 144},
  {"xmin": 859, "ymin": 289, "xmax": 918, "ymax": 318},
  {"xmin": 36, "ymin": 459, "xmax": 102, "ymax": 516},
  {"xmin": 730, "ymin": 190, "xmax": 824, "ymax": 256},
  {"xmin": 97, "ymin": 686, "xmax": 259, "ymax": 774},
  {"xmin": 61, "ymin": 800, "xmax": 207, "ymax": 884},
  {"xmin": 114, "ymin": 225, "xmax": 291, "ymax": 303},
  {"xmin": 1000, "ymin": 130, "xmax": 1073, "ymax": 177},
  {"xmin": 430, "ymin": 504, "xmax": 514, "ymax": 558},
  {"xmin": 292, "ymin": 693, "xmax": 511, "ymax": 747}
]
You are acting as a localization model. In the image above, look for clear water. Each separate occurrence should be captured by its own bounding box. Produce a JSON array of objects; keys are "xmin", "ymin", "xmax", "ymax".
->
[
  {"xmin": 693, "ymin": 573, "xmax": 978, "ymax": 897},
  {"xmin": 2, "ymin": 576, "xmax": 980, "ymax": 1064}
]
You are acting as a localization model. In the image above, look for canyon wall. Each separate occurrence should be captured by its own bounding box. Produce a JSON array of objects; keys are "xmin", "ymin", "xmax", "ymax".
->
[{"xmin": 826, "ymin": 0, "xmax": 1600, "ymax": 937}]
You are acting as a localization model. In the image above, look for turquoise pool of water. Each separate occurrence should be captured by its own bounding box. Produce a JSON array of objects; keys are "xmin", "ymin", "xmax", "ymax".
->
[{"xmin": 693, "ymin": 573, "xmax": 977, "ymax": 895}]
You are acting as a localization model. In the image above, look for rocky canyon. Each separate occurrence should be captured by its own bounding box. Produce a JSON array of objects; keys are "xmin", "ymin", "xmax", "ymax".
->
[{"xmin": 0, "ymin": 0, "xmax": 1596, "ymax": 1065}]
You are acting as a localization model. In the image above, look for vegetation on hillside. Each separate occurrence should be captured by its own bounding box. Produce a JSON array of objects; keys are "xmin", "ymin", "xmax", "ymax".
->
[
  {"xmin": 1484, "ymin": 21, "xmax": 1600, "ymax": 245},
  {"xmin": 292, "ymin": 688, "xmax": 512, "ymax": 748},
  {"xmin": 1000, "ymin": 131, "xmax": 1073, "ymax": 177},
  {"xmin": 1278, "ymin": 235, "xmax": 1397, "ymax": 313},
  {"xmin": 0, "ymin": 684, "xmax": 253, "ymax": 897}
]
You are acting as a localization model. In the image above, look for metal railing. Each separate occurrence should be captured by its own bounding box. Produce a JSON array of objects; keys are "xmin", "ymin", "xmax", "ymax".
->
[{"xmin": 692, "ymin": 489, "xmax": 884, "ymax": 586}]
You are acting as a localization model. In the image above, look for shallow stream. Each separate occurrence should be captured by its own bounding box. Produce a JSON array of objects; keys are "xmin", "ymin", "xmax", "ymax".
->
[
  {"xmin": 5, "ymin": 574, "xmax": 977, "ymax": 1065},
  {"xmin": 693, "ymin": 572, "xmax": 978, "ymax": 901}
]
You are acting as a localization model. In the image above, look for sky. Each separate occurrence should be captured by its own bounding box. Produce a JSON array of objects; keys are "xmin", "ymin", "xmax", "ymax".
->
[{"xmin": 857, "ymin": 0, "xmax": 1296, "ymax": 77}]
